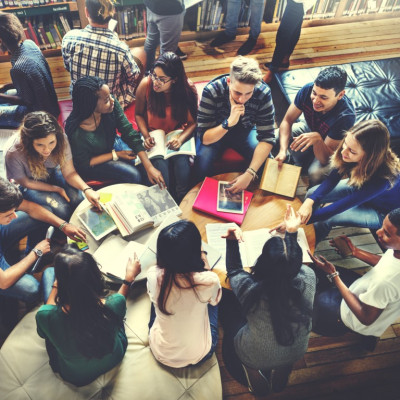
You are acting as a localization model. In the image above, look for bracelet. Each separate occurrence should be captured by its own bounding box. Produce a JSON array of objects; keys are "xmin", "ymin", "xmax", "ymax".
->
[
  {"xmin": 246, "ymin": 168, "xmax": 258, "ymax": 181},
  {"xmin": 52, "ymin": 285, "xmax": 58, "ymax": 289},
  {"xmin": 83, "ymin": 187, "xmax": 92, "ymax": 193},
  {"xmin": 122, "ymin": 279, "xmax": 134, "ymax": 287},
  {"xmin": 201, "ymin": 250, "xmax": 208, "ymax": 255},
  {"xmin": 326, "ymin": 270, "xmax": 340, "ymax": 282},
  {"xmin": 112, "ymin": 149, "xmax": 119, "ymax": 161},
  {"xmin": 58, "ymin": 221, "xmax": 68, "ymax": 231}
]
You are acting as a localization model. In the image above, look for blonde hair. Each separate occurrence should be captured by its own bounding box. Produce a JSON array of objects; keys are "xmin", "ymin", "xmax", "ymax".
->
[
  {"xmin": 331, "ymin": 119, "xmax": 400, "ymax": 188},
  {"xmin": 230, "ymin": 56, "xmax": 262, "ymax": 85},
  {"xmin": 18, "ymin": 112, "xmax": 66, "ymax": 181},
  {"xmin": 86, "ymin": 0, "xmax": 115, "ymax": 24}
]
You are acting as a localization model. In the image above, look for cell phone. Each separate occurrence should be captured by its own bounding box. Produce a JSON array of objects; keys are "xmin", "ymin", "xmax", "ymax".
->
[{"xmin": 333, "ymin": 236, "xmax": 353, "ymax": 258}]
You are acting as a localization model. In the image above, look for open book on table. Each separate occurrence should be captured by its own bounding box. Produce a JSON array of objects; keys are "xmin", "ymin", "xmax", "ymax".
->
[
  {"xmin": 103, "ymin": 185, "xmax": 181, "ymax": 237},
  {"xmin": 135, "ymin": 129, "xmax": 196, "ymax": 165},
  {"xmin": 205, "ymin": 223, "xmax": 312, "ymax": 270},
  {"xmin": 260, "ymin": 159, "xmax": 302, "ymax": 198}
]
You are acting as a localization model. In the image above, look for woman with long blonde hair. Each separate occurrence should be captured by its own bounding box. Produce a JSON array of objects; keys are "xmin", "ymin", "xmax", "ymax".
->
[{"xmin": 297, "ymin": 119, "xmax": 400, "ymax": 241}]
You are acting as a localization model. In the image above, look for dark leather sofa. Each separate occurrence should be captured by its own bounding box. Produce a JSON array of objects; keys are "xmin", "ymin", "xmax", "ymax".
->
[{"xmin": 275, "ymin": 57, "xmax": 400, "ymax": 154}]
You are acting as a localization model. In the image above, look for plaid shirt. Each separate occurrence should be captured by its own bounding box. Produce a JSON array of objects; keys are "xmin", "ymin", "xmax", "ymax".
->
[{"xmin": 62, "ymin": 25, "xmax": 141, "ymax": 108}]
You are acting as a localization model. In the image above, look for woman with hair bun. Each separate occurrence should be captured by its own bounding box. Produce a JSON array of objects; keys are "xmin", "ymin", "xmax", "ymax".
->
[{"xmin": 5, "ymin": 111, "xmax": 100, "ymax": 220}]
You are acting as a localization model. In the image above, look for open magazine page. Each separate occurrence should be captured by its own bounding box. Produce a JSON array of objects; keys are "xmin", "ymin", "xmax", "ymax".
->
[
  {"xmin": 135, "ymin": 129, "xmax": 166, "ymax": 165},
  {"xmin": 164, "ymin": 130, "xmax": 196, "ymax": 159}
]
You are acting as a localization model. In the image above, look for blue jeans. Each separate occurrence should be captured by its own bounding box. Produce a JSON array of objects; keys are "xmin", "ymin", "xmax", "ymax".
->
[
  {"xmin": 21, "ymin": 167, "xmax": 84, "ymax": 221},
  {"xmin": 226, "ymin": 0, "xmax": 266, "ymax": 38},
  {"xmin": 306, "ymin": 179, "xmax": 386, "ymax": 242},
  {"xmin": 148, "ymin": 303, "xmax": 219, "ymax": 365},
  {"xmin": 144, "ymin": 8, "xmax": 185, "ymax": 69},
  {"xmin": 0, "ymin": 210, "xmax": 54, "ymax": 302},
  {"xmin": 0, "ymin": 89, "xmax": 27, "ymax": 128},
  {"xmin": 194, "ymin": 124, "xmax": 259, "ymax": 183}
]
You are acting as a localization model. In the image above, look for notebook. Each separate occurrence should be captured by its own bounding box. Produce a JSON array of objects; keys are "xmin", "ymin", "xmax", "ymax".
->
[{"xmin": 192, "ymin": 177, "xmax": 253, "ymax": 225}]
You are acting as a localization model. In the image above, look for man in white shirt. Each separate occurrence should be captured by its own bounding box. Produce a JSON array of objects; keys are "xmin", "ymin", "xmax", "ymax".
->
[{"xmin": 309, "ymin": 208, "xmax": 400, "ymax": 348}]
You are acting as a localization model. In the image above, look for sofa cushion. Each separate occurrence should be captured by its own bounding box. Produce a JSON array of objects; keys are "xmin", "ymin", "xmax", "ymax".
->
[
  {"xmin": 275, "ymin": 58, "xmax": 400, "ymax": 142},
  {"xmin": 0, "ymin": 283, "xmax": 222, "ymax": 400}
]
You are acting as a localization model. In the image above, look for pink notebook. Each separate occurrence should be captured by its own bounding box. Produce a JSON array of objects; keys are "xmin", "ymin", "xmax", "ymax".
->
[{"xmin": 192, "ymin": 177, "xmax": 253, "ymax": 225}]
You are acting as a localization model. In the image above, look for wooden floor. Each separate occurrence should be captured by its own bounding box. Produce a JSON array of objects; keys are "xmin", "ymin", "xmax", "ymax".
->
[{"xmin": 1, "ymin": 14, "xmax": 400, "ymax": 399}]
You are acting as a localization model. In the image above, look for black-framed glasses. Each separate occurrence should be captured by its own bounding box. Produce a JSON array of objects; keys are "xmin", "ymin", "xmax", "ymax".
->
[{"xmin": 149, "ymin": 72, "xmax": 172, "ymax": 85}]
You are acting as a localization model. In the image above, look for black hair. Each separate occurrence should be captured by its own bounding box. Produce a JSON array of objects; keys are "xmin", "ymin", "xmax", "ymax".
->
[
  {"xmin": 0, "ymin": 12, "xmax": 23, "ymax": 50},
  {"xmin": 156, "ymin": 220, "xmax": 206, "ymax": 314},
  {"xmin": 314, "ymin": 66, "xmax": 347, "ymax": 95},
  {"xmin": 65, "ymin": 76, "xmax": 116, "ymax": 149},
  {"xmin": 388, "ymin": 208, "xmax": 400, "ymax": 235},
  {"xmin": 247, "ymin": 235, "xmax": 312, "ymax": 346},
  {"xmin": 54, "ymin": 245, "xmax": 122, "ymax": 358},
  {"xmin": 148, "ymin": 52, "xmax": 198, "ymax": 126},
  {"xmin": 85, "ymin": 0, "xmax": 114, "ymax": 24},
  {"xmin": 0, "ymin": 178, "xmax": 23, "ymax": 213}
]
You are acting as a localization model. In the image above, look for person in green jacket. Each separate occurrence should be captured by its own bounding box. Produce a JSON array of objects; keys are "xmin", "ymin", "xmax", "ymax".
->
[{"xmin": 65, "ymin": 76, "xmax": 167, "ymax": 187}]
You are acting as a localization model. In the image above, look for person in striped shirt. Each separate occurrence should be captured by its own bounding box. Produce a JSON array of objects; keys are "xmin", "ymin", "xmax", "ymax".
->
[{"xmin": 194, "ymin": 56, "xmax": 275, "ymax": 192}]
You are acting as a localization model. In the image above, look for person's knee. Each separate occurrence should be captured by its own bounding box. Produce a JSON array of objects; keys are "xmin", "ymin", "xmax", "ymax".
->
[{"xmin": 132, "ymin": 47, "xmax": 147, "ymax": 74}]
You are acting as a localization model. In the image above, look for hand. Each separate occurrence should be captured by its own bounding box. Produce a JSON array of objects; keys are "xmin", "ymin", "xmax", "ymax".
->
[
  {"xmin": 201, "ymin": 250, "xmax": 211, "ymax": 270},
  {"xmin": 275, "ymin": 150, "xmax": 287, "ymax": 169},
  {"xmin": 290, "ymin": 132, "xmax": 322, "ymax": 153},
  {"xmin": 307, "ymin": 251, "xmax": 336, "ymax": 274},
  {"xmin": 62, "ymin": 223, "xmax": 86, "ymax": 242},
  {"xmin": 0, "ymin": 83, "xmax": 14, "ymax": 93},
  {"xmin": 84, "ymin": 188, "xmax": 101, "ymax": 210},
  {"xmin": 269, "ymin": 222, "xmax": 286, "ymax": 234},
  {"xmin": 228, "ymin": 92, "xmax": 245, "ymax": 127},
  {"xmin": 329, "ymin": 235, "xmax": 356, "ymax": 257},
  {"xmin": 166, "ymin": 137, "xmax": 182, "ymax": 151},
  {"xmin": 56, "ymin": 187, "xmax": 70, "ymax": 203},
  {"xmin": 34, "ymin": 239, "xmax": 51, "ymax": 255},
  {"xmin": 146, "ymin": 166, "xmax": 166, "ymax": 189},
  {"xmin": 144, "ymin": 136, "xmax": 155, "ymax": 150},
  {"xmin": 298, "ymin": 198, "xmax": 314, "ymax": 224},
  {"xmin": 116, "ymin": 150, "xmax": 137, "ymax": 161},
  {"xmin": 227, "ymin": 173, "xmax": 252, "ymax": 193},
  {"xmin": 221, "ymin": 227, "xmax": 243, "ymax": 242},
  {"xmin": 284, "ymin": 204, "xmax": 301, "ymax": 233},
  {"xmin": 125, "ymin": 252, "xmax": 141, "ymax": 282}
]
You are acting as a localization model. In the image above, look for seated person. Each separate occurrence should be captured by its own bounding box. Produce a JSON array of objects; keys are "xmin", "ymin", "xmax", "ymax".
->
[
  {"xmin": 194, "ymin": 56, "xmax": 275, "ymax": 192},
  {"xmin": 0, "ymin": 12, "xmax": 59, "ymax": 128},
  {"xmin": 65, "ymin": 76, "xmax": 166, "ymax": 187},
  {"xmin": 147, "ymin": 220, "xmax": 221, "ymax": 367},
  {"xmin": 0, "ymin": 178, "xmax": 85, "ymax": 303},
  {"xmin": 309, "ymin": 208, "xmax": 400, "ymax": 349},
  {"xmin": 36, "ymin": 245, "xmax": 141, "ymax": 386},
  {"xmin": 61, "ymin": 0, "xmax": 146, "ymax": 109},
  {"xmin": 219, "ymin": 205, "xmax": 315, "ymax": 396},
  {"xmin": 275, "ymin": 66, "xmax": 355, "ymax": 186},
  {"xmin": 294, "ymin": 120, "xmax": 400, "ymax": 243},
  {"xmin": 135, "ymin": 52, "xmax": 198, "ymax": 202},
  {"xmin": 5, "ymin": 112, "xmax": 101, "ymax": 221}
]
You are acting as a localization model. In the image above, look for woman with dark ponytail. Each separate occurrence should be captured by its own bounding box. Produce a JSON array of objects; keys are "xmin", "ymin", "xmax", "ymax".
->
[
  {"xmin": 219, "ymin": 205, "xmax": 315, "ymax": 395},
  {"xmin": 36, "ymin": 245, "xmax": 141, "ymax": 386},
  {"xmin": 65, "ymin": 76, "xmax": 167, "ymax": 187}
]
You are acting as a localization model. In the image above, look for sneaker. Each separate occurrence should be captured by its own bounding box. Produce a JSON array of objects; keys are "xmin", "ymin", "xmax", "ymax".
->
[
  {"xmin": 175, "ymin": 46, "xmax": 187, "ymax": 60},
  {"xmin": 241, "ymin": 364, "xmax": 272, "ymax": 396},
  {"xmin": 210, "ymin": 31, "xmax": 236, "ymax": 47},
  {"xmin": 237, "ymin": 36, "xmax": 257, "ymax": 56}
]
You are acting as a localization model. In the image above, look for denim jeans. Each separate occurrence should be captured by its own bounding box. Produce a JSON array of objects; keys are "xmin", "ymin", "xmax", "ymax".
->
[
  {"xmin": 306, "ymin": 179, "xmax": 386, "ymax": 242},
  {"xmin": 225, "ymin": 0, "xmax": 266, "ymax": 39},
  {"xmin": 148, "ymin": 302, "xmax": 219, "ymax": 365},
  {"xmin": 144, "ymin": 8, "xmax": 185, "ymax": 69},
  {"xmin": 0, "ymin": 210, "xmax": 54, "ymax": 302},
  {"xmin": 194, "ymin": 124, "xmax": 259, "ymax": 183},
  {"xmin": 0, "ymin": 89, "xmax": 27, "ymax": 128},
  {"xmin": 21, "ymin": 167, "xmax": 84, "ymax": 221}
]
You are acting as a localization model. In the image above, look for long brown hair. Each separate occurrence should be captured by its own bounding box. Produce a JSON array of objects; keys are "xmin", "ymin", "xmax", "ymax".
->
[
  {"xmin": 19, "ymin": 111, "xmax": 66, "ymax": 180},
  {"xmin": 331, "ymin": 119, "xmax": 400, "ymax": 188}
]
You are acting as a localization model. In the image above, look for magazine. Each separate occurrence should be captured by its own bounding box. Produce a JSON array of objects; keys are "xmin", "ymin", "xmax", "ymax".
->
[
  {"xmin": 217, "ymin": 181, "xmax": 244, "ymax": 214},
  {"xmin": 135, "ymin": 129, "xmax": 196, "ymax": 165},
  {"xmin": 77, "ymin": 206, "xmax": 117, "ymax": 241}
]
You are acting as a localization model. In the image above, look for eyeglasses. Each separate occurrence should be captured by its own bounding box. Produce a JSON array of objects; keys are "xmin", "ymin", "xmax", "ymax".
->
[{"xmin": 149, "ymin": 72, "xmax": 172, "ymax": 85}]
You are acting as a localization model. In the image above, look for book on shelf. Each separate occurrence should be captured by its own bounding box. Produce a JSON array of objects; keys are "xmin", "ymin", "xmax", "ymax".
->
[
  {"xmin": 103, "ymin": 185, "xmax": 182, "ymax": 237},
  {"xmin": 205, "ymin": 223, "xmax": 312, "ymax": 270},
  {"xmin": 136, "ymin": 129, "xmax": 196, "ymax": 165},
  {"xmin": 193, "ymin": 177, "xmax": 253, "ymax": 225},
  {"xmin": 259, "ymin": 159, "xmax": 301, "ymax": 198}
]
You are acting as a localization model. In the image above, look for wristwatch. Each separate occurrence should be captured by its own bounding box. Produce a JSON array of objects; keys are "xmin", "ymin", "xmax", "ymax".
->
[
  {"xmin": 221, "ymin": 119, "xmax": 230, "ymax": 130},
  {"xmin": 122, "ymin": 279, "xmax": 134, "ymax": 288},
  {"xmin": 112, "ymin": 149, "xmax": 119, "ymax": 161},
  {"xmin": 32, "ymin": 248, "xmax": 43, "ymax": 257}
]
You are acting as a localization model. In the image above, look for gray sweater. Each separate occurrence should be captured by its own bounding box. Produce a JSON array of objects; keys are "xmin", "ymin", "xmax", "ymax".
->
[{"xmin": 226, "ymin": 236, "xmax": 316, "ymax": 370}]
